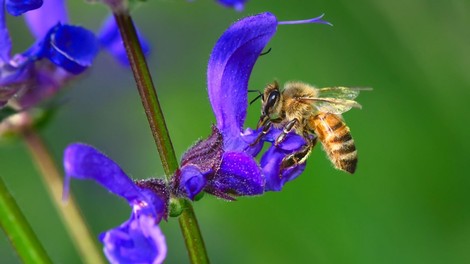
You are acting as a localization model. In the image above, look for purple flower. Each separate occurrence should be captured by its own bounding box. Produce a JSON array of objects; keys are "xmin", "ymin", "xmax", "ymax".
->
[
  {"xmin": 216, "ymin": 0, "xmax": 248, "ymax": 11},
  {"xmin": 63, "ymin": 143, "xmax": 167, "ymax": 264},
  {"xmin": 0, "ymin": 0, "xmax": 99, "ymax": 109},
  {"xmin": 187, "ymin": 0, "xmax": 248, "ymax": 11},
  {"xmin": 0, "ymin": 0, "xmax": 151, "ymax": 112},
  {"xmin": 177, "ymin": 13, "xmax": 331, "ymax": 198}
]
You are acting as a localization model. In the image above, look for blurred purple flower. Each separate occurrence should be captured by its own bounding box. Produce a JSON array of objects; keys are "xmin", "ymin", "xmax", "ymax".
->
[
  {"xmin": 216, "ymin": 0, "xmax": 248, "ymax": 11},
  {"xmin": 63, "ymin": 143, "xmax": 167, "ymax": 264},
  {"xmin": 6, "ymin": 0, "xmax": 43, "ymax": 16},
  {"xmin": 177, "ymin": 13, "xmax": 331, "ymax": 198},
  {"xmin": 98, "ymin": 14, "xmax": 150, "ymax": 66},
  {"xmin": 187, "ymin": 0, "xmax": 248, "ymax": 11},
  {"xmin": 0, "ymin": 0, "xmax": 151, "ymax": 111},
  {"xmin": 0, "ymin": 0, "xmax": 98, "ymax": 109}
]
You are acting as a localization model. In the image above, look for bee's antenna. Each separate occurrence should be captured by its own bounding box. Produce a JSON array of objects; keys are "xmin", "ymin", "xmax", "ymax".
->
[
  {"xmin": 259, "ymin": 47, "xmax": 272, "ymax": 56},
  {"xmin": 248, "ymin": 90, "xmax": 264, "ymax": 105}
]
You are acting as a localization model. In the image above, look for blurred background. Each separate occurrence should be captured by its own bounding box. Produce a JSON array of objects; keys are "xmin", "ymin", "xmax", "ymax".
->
[{"xmin": 1, "ymin": 0, "xmax": 469, "ymax": 263}]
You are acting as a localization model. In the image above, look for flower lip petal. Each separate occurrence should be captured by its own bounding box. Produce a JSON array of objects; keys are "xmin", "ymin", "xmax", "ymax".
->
[
  {"xmin": 261, "ymin": 145, "xmax": 306, "ymax": 191},
  {"xmin": 100, "ymin": 215, "xmax": 167, "ymax": 264},
  {"xmin": 240, "ymin": 127, "xmax": 264, "ymax": 156},
  {"xmin": 6, "ymin": 0, "xmax": 43, "ymax": 16},
  {"xmin": 46, "ymin": 24, "xmax": 99, "ymax": 74},
  {"xmin": 206, "ymin": 151, "xmax": 264, "ymax": 199},
  {"xmin": 207, "ymin": 12, "xmax": 277, "ymax": 139},
  {"xmin": 23, "ymin": 0, "xmax": 67, "ymax": 39},
  {"xmin": 264, "ymin": 129, "xmax": 308, "ymax": 152}
]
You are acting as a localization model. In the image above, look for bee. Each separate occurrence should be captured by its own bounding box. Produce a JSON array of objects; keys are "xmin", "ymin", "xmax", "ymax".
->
[{"xmin": 252, "ymin": 81, "xmax": 370, "ymax": 174}]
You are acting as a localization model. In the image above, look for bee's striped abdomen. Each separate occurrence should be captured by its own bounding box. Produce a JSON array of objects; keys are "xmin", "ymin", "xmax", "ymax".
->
[{"xmin": 310, "ymin": 113, "xmax": 357, "ymax": 174}]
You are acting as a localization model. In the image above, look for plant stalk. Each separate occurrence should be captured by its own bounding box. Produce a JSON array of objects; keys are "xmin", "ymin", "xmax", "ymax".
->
[
  {"xmin": 0, "ymin": 176, "xmax": 52, "ymax": 264},
  {"xmin": 113, "ymin": 11, "xmax": 210, "ymax": 264},
  {"xmin": 22, "ymin": 127, "xmax": 105, "ymax": 264}
]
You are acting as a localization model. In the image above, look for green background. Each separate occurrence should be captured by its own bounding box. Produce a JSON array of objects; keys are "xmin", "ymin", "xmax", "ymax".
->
[{"xmin": 1, "ymin": 0, "xmax": 469, "ymax": 263}]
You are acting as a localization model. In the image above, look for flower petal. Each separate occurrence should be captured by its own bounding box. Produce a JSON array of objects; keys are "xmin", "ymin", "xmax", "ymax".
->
[
  {"xmin": 100, "ymin": 214, "xmax": 166, "ymax": 264},
  {"xmin": 206, "ymin": 151, "xmax": 264, "ymax": 199},
  {"xmin": 207, "ymin": 12, "xmax": 277, "ymax": 139},
  {"xmin": 23, "ymin": 0, "xmax": 67, "ymax": 39},
  {"xmin": 5, "ymin": 0, "xmax": 42, "ymax": 16},
  {"xmin": 178, "ymin": 165, "xmax": 207, "ymax": 200},
  {"xmin": 13, "ymin": 61, "xmax": 70, "ymax": 109},
  {"xmin": 0, "ymin": 0, "xmax": 12, "ymax": 62},
  {"xmin": 261, "ymin": 146, "xmax": 306, "ymax": 191},
  {"xmin": 239, "ymin": 127, "xmax": 264, "ymax": 156},
  {"xmin": 98, "ymin": 15, "xmax": 150, "ymax": 66},
  {"xmin": 0, "ymin": 62, "xmax": 32, "ymax": 106},
  {"xmin": 260, "ymin": 131, "xmax": 308, "ymax": 191},
  {"xmin": 63, "ymin": 143, "xmax": 149, "ymax": 205},
  {"xmin": 45, "ymin": 24, "xmax": 99, "ymax": 74},
  {"xmin": 263, "ymin": 129, "xmax": 308, "ymax": 152}
]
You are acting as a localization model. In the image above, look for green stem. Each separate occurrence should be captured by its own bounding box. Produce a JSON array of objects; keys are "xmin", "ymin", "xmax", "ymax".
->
[
  {"xmin": 22, "ymin": 127, "xmax": 105, "ymax": 264},
  {"xmin": 0, "ymin": 176, "xmax": 52, "ymax": 264},
  {"xmin": 113, "ymin": 12, "xmax": 178, "ymax": 179},
  {"xmin": 177, "ymin": 199, "xmax": 209, "ymax": 263},
  {"xmin": 113, "ymin": 11, "xmax": 210, "ymax": 264}
]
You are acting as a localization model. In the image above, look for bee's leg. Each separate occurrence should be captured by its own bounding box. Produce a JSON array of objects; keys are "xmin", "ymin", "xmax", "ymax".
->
[
  {"xmin": 280, "ymin": 135, "xmax": 317, "ymax": 173},
  {"xmin": 250, "ymin": 119, "xmax": 272, "ymax": 147},
  {"xmin": 274, "ymin": 118, "xmax": 299, "ymax": 146}
]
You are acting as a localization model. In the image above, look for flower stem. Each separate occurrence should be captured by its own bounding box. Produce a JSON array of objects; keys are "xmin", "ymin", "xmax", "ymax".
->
[
  {"xmin": 113, "ymin": 12, "xmax": 178, "ymax": 179},
  {"xmin": 21, "ymin": 127, "xmax": 105, "ymax": 264},
  {"xmin": 113, "ymin": 11, "xmax": 210, "ymax": 264},
  {"xmin": 0, "ymin": 176, "xmax": 52, "ymax": 264}
]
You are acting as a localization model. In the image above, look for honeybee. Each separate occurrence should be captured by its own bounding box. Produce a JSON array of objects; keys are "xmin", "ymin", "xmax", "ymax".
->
[{"xmin": 252, "ymin": 81, "xmax": 370, "ymax": 174}]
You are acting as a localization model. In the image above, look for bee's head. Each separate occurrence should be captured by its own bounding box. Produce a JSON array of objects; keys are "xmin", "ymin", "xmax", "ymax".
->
[
  {"xmin": 261, "ymin": 81, "xmax": 282, "ymax": 117},
  {"xmin": 254, "ymin": 81, "xmax": 282, "ymax": 129}
]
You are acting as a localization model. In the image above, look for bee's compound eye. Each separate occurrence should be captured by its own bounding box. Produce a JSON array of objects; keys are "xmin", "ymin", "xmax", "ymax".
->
[{"xmin": 264, "ymin": 90, "xmax": 280, "ymax": 114}]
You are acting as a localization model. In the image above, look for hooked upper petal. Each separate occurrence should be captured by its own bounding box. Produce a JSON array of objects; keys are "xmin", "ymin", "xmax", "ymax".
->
[
  {"xmin": 63, "ymin": 143, "xmax": 149, "ymax": 206},
  {"xmin": 45, "ymin": 24, "xmax": 99, "ymax": 74},
  {"xmin": 5, "ymin": 0, "xmax": 42, "ymax": 16},
  {"xmin": 207, "ymin": 12, "xmax": 277, "ymax": 139},
  {"xmin": 23, "ymin": 0, "xmax": 67, "ymax": 39}
]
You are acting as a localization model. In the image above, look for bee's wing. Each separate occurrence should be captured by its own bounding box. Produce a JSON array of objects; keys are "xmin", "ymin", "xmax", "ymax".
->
[
  {"xmin": 299, "ymin": 98, "xmax": 361, "ymax": 114},
  {"xmin": 317, "ymin": 86, "xmax": 372, "ymax": 100},
  {"xmin": 299, "ymin": 87, "xmax": 371, "ymax": 114}
]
